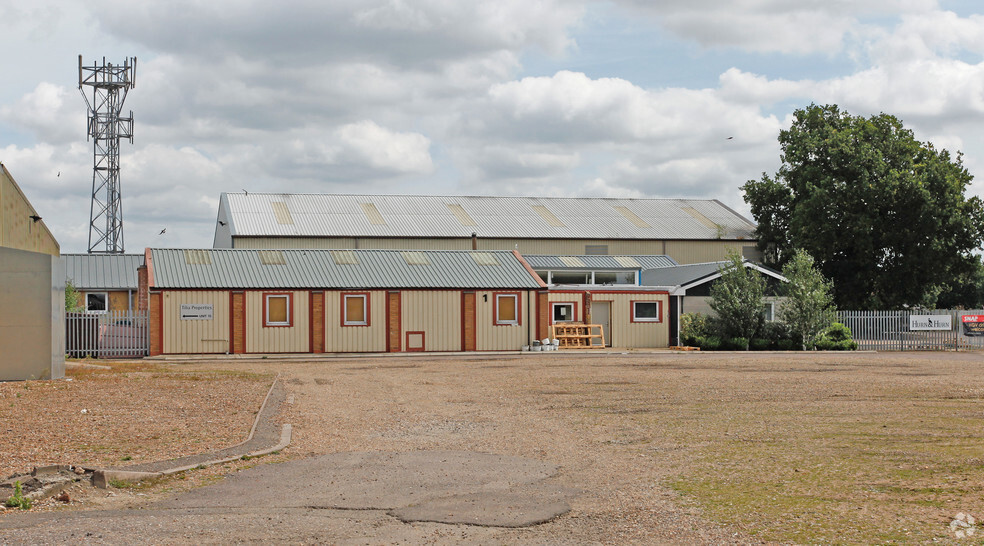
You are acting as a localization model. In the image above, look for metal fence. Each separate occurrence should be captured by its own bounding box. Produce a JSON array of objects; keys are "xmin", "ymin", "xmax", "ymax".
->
[
  {"xmin": 837, "ymin": 309, "xmax": 984, "ymax": 351},
  {"xmin": 66, "ymin": 310, "xmax": 149, "ymax": 358}
]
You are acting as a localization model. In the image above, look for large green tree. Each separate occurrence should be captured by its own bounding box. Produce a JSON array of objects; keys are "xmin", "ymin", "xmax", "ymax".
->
[{"xmin": 743, "ymin": 104, "xmax": 984, "ymax": 310}]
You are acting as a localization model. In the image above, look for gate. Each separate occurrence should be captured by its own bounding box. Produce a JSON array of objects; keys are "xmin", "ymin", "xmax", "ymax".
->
[
  {"xmin": 66, "ymin": 310, "xmax": 149, "ymax": 358},
  {"xmin": 837, "ymin": 309, "xmax": 984, "ymax": 351}
]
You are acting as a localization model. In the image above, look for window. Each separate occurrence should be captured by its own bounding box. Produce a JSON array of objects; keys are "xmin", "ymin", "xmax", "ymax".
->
[
  {"xmin": 594, "ymin": 271, "xmax": 636, "ymax": 285},
  {"xmin": 494, "ymin": 293, "xmax": 520, "ymax": 325},
  {"xmin": 86, "ymin": 292, "xmax": 108, "ymax": 313},
  {"xmin": 762, "ymin": 302, "xmax": 775, "ymax": 322},
  {"xmin": 551, "ymin": 271, "xmax": 590, "ymax": 284},
  {"xmin": 631, "ymin": 301, "xmax": 661, "ymax": 323},
  {"xmin": 552, "ymin": 302, "xmax": 575, "ymax": 323},
  {"xmin": 264, "ymin": 293, "xmax": 292, "ymax": 327},
  {"xmin": 585, "ymin": 245, "xmax": 608, "ymax": 255},
  {"xmin": 343, "ymin": 293, "xmax": 369, "ymax": 326}
]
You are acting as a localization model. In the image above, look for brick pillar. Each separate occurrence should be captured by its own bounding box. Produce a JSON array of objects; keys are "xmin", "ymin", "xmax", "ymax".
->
[
  {"xmin": 149, "ymin": 292, "xmax": 162, "ymax": 356},
  {"xmin": 137, "ymin": 265, "xmax": 149, "ymax": 311},
  {"xmin": 537, "ymin": 291, "xmax": 549, "ymax": 340}
]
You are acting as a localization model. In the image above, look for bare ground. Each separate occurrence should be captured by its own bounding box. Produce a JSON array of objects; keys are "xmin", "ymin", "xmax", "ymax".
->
[{"xmin": 3, "ymin": 351, "xmax": 984, "ymax": 544}]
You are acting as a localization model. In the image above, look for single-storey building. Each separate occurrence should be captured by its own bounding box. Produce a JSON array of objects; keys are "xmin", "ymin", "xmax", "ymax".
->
[
  {"xmin": 143, "ymin": 248, "xmax": 548, "ymax": 355},
  {"xmin": 212, "ymin": 193, "xmax": 760, "ymax": 265},
  {"xmin": 63, "ymin": 253, "xmax": 143, "ymax": 313},
  {"xmin": 0, "ymin": 163, "xmax": 64, "ymax": 380}
]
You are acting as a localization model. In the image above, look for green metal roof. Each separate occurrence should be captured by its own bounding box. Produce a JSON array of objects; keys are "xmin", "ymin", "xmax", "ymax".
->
[{"xmin": 149, "ymin": 248, "xmax": 543, "ymax": 290}]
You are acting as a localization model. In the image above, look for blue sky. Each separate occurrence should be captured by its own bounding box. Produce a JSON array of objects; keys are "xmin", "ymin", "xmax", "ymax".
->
[{"xmin": 2, "ymin": 0, "xmax": 984, "ymax": 253}]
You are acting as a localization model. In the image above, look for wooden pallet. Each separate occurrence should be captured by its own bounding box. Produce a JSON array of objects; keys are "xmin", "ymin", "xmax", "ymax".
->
[{"xmin": 551, "ymin": 323, "xmax": 606, "ymax": 349}]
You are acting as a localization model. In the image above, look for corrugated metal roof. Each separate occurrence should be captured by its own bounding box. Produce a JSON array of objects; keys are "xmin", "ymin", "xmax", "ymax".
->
[
  {"xmin": 149, "ymin": 249, "xmax": 543, "ymax": 289},
  {"xmin": 640, "ymin": 260, "xmax": 785, "ymax": 287},
  {"xmin": 63, "ymin": 254, "xmax": 143, "ymax": 290},
  {"xmin": 524, "ymin": 255, "xmax": 677, "ymax": 270},
  {"xmin": 219, "ymin": 193, "xmax": 756, "ymax": 241}
]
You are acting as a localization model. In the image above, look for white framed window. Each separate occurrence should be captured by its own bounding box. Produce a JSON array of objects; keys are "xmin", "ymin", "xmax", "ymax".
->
[
  {"xmin": 552, "ymin": 302, "xmax": 575, "ymax": 323},
  {"xmin": 264, "ymin": 293, "xmax": 292, "ymax": 327},
  {"xmin": 631, "ymin": 300, "xmax": 661, "ymax": 323},
  {"xmin": 86, "ymin": 292, "xmax": 108, "ymax": 314},
  {"xmin": 762, "ymin": 302, "xmax": 775, "ymax": 322},
  {"xmin": 494, "ymin": 293, "xmax": 520, "ymax": 325},
  {"xmin": 343, "ymin": 293, "xmax": 369, "ymax": 326}
]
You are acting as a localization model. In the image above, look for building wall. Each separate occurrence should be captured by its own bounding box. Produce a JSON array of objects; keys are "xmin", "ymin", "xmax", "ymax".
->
[
  {"xmin": 475, "ymin": 290, "xmax": 531, "ymax": 350},
  {"xmin": 161, "ymin": 290, "xmax": 231, "ymax": 354},
  {"xmin": 589, "ymin": 291, "xmax": 669, "ymax": 348},
  {"xmin": 232, "ymin": 236, "xmax": 758, "ymax": 265},
  {"xmin": 325, "ymin": 290, "xmax": 387, "ymax": 352},
  {"xmin": 0, "ymin": 164, "xmax": 59, "ymax": 256},
  {"xmin": 400, "ymin": 290, "xmax": 462, "ymax": 352},
  {"xmin": 246, "ymin": 290, "xmax": 310, "ymax": 353},
  {"xmin": 0, "ymin": 247, "xmax": 65, "ymax": 380},
  {"xmin": 546, "ymin": 292, "xmax": 585, "ymax": 328},
  {"xmin": 683, "ymin": 295, "xmax": 785, "ymax": 320}
]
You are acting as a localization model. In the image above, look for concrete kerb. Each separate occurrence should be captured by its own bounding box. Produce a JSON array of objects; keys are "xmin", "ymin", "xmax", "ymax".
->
[{"xmin": 86, "ymin": 373, "xmax": 290, "ymax": 490}]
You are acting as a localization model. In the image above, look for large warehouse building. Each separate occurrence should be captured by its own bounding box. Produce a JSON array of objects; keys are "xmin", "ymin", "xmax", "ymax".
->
[{"xmin": 212, "ymin": 193, "xmax": 759, "ymax": 265}]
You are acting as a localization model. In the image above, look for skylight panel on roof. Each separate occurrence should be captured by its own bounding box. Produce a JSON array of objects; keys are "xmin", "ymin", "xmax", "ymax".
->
[
  {"xmin": 559, "ymin": 256, "xmax": 585, "ymax": 267},
  {"xmin": 330, "ymin": 250, "xmax": 359, "ymax": 265},
  {"xmin": 614, "ymin": 206, "xmax": 651, "ymax": 228},
  {"xmin": 614, "ymin": 256, "xmax": 641, "ymax": 268},
  {"xmin": 681, "ymin": 207, "xmax": 720, "ymax": 230},
  {"xmin": 469, "ymin": 252, "xmax": 500, "ymax": 266},
  {"xmin": 401, "ymin": 251, "xmax": 431, "ymax": 265},
  {"xmin": 258, "ymin": 250, "xmax": 286, "ymax": 265},
  {"xmin": 360, "ymin": 203, "xmax": 386, "ymax": 225},
  {"xmin": 531, "ymin": 205, "xmax": 565, "ymax": 227},
  {"xmin": 271, "ymin": 202, "xmax": 294, "ymax": 225},
  {"xmin": 184, "ymin": 250, "xmax": 212, "ymax": 265},
  {"xmin": 446, "ymin": 203, "xmax": 477, "ymax": 226}
]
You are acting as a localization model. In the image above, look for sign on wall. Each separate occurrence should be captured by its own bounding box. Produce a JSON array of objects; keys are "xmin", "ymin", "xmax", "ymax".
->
[
  {"xmin": 961, "ymin": 315, "xmax": 984, "ymax": 337},
  {"xmin": 180, "ymin": 303, "xmax": 214, "ymax": 320},
  {"xmin": 909, "ymin": 315, "xmax": 952, "ymax": 331}
]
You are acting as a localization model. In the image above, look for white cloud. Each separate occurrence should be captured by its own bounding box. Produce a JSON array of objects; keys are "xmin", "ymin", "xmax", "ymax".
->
[{"xmin": 1, "ymin": 83, "xmax": 84, "ymax": 144}]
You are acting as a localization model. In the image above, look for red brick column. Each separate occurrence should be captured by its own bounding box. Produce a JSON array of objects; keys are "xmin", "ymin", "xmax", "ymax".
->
[{"xmin": 149, "ymin": 292, "xmax": 163, "ymax": 356}]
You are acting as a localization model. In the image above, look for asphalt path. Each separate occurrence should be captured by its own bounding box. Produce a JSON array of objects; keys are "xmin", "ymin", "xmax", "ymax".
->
[{"xmin": 0, "ymin": 450, "xmax": 577, "ymax": 544}]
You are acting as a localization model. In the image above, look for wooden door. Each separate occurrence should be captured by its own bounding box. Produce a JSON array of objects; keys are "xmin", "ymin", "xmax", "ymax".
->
[{"xmin": 462, "ymin": 292, "xmax": 477, "ymax": 351}]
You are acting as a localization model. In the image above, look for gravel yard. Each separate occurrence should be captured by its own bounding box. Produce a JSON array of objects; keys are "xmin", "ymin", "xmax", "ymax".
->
[{"xmin": 3, "ymin": 351, "xmax": 984, "ymax": 544}]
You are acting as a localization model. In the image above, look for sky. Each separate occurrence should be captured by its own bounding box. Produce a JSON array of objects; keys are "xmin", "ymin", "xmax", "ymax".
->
[{"xmin": 2, "ymin": 0, "xmax": 984, "ymax": 253}]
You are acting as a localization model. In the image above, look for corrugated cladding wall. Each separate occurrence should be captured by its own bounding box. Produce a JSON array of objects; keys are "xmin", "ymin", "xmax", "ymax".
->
[
  {"xmin": 591, "ymin": 292, "xmax": 669, "ymax": 348},
  {"xmin": 162, "ymin": 290, "xmax": 230, "ymax": 354},
  {"xmin": 475, "ymin": 290, "xmax": 529, "ymax": 350},
  {"xmin": 1, "ymin": 164, "xmax": 59, "ymax": 256},
  {"xmin": 325, "ymin": 290, "xmax": 387, "ymax": 352},
  {"xmin": 246, "ymin": 291, "xmax": 310, "ymax": 353},
  {"xmin": 401, "ymin": 290, "xmax": 462, "ymax": 351}
]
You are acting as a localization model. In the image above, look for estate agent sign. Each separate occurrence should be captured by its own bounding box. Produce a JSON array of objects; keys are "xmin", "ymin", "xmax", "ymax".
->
[
  {"xmin": 180, "ymin": 303, "xmax": 214, "ymax": 320},
  {"xmin": 961, "ymin": 315, "xmax": 984, "ymax": 337},
  {"xmin": 909, "ymin": 315, "xmax": 952, "ymax": 331}
]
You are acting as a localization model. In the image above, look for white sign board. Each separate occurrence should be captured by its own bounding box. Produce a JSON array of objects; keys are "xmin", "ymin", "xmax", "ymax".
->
[
  {"xmin": 180, "ymin": 303, "xmax": 214, "ymax": 320},
  {"xmin": 909, "ymin": 314, "xmax": 952, "ymax": 331}
]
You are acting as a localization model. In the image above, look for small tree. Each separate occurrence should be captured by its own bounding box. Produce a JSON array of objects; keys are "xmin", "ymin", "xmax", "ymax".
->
[
  {"xmin": 65, "ymin": 280, "xmax": 83, "ymax": 313},
  {"xmin": 708, "ymin": 251, "xmax": 766, "ymax": 348},
  {"xmin": 779, "ymin": 249, "xmax": 836, "ymax": 350}
]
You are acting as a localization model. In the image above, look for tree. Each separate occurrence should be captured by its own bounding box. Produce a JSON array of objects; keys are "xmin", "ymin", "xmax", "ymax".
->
[
  {"xmin": 779, "ymin": 249, "xmax": 836, "ymax": 350},
  {"xmin": 708, "ymin": 250, "xmax": 766, "ymax": 347},
  {"xmin": 742, "ymin": 104, "xmax": 984, "ymax": 310},
  {"xmin": 66, "ymin": 280, "xmax": 83, "ymax": 313}
]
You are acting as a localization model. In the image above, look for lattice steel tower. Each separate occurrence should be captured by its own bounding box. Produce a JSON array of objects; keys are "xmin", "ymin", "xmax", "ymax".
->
[{"xmin": 79, "ymin": 55, "xmax": 136, "ymax": 254}]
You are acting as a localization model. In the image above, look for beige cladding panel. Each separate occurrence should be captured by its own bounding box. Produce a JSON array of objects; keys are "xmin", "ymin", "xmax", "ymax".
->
[
  {"xmin": 546, "ymin": 292, "xmax": 584, "ymax": 323},
  {"xmin": 400, "ymin": 290, "xmax": 462, "ymax": 351},
  {"xmin": 246, "ymin": 291, "xmax": 310, "ymax": 353},
  {"xmin": 474, "ymin": 290, "xmax": 530, "ymax": 350},
  {"xmin": 324, "ymin": 290, "xmax": 387, "ymax": 352},
  {"xmin": 663, "ymin": 241, "xmax": 758, "ymax": 265},
  {"xmin": 162, "ymin": 291, "xmax": 231, "ymax": 354},
  {"xmin": 1, "ymin": 168, "xmax": 59, "ymax": 256},
  {"xmin": 590, "ymin": 292, "xmax": 669, "ymax": 348}
]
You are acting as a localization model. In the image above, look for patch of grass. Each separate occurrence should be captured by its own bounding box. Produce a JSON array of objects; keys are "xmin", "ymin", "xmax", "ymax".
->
[
  {"xmin": 5, "ymin": 481, "xmax": 32, "ymax": 510},
  {"xmin": 121, "ymin": 455, "xmax": 132, "ymax": 461},
  {"xmin": 107, "ymin": 478, "xmax": 129, "ymax": 489}
]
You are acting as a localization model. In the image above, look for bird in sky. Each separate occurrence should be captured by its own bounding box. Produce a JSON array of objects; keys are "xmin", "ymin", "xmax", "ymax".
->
[
  {"xmin": 57, "ymin": 171, "xmax": 60, "ymax": 177},
  {"xmin": 726, "ymin": 136, "xmax": 734, "ymax": 140},
  {"xmin": 159, "ymin": 228, "xmax": 166, "ymax": 235},
  {"xmin": 242, "ymin": 189, "xmax": 248, "ymax": 195}
]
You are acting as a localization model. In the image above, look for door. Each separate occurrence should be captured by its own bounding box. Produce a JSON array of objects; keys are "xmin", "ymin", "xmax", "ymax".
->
[{"xmin": 593, "ymin": 301, "xmax": 612, "ymax": 347}]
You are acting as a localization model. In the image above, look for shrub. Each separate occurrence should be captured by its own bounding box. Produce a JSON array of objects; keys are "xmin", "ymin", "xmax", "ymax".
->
[
  {"xmin": 726, "ymin": 337, "xmax": 750, "ymax": 351},
  {"xmin": 814, "ymin": 322, "xmax": 858, "ymax": 351},
  {"xmin": 776, "ymin": 339, "xmax": 796, "ymax": 351},
  {"xmin": 700, "ymin": 335, "xmax": 722, "ymax": 351},
  {"xmin": 750, "ymin": 338, "xmax": 771, "ymax": 351},
  {"xmin": 680, "ymin": 313, "xmax": 709, "ymax": 346}
]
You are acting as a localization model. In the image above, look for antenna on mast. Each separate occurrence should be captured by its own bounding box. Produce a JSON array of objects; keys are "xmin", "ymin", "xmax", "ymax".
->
[{"xmin": 79, "ymin": 55, "xmax": 136, "ymax": 254}]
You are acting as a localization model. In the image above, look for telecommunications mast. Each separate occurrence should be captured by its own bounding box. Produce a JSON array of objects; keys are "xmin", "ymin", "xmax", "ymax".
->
[{"xmin": 79, "ymin": 55, "xmax": 136, "ymax": 254}]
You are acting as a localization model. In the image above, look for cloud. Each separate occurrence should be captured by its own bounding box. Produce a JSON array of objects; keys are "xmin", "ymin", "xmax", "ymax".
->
[{"xmin": 0, "ymin": 83, "xmax": 84, "ymax": 144}]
